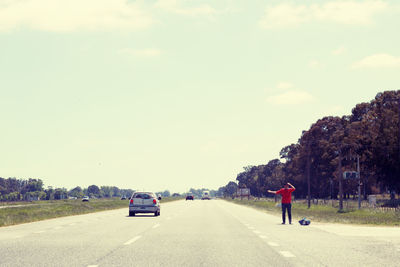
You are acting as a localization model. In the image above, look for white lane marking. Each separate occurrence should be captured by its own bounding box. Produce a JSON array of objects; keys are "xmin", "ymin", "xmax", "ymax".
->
[
  {"xmin": 69, "ymin": 223, "xmax": 76, "ymax": 226},
  {"xmin": 279, "ymin": 251, "xmax": 295, "ymax": 258},
  {"xmin": 259, "ymin": 235, "xmax": 267, "ymax": 239},
  {"xmin": 248, "ymin": 226, "xmax": 255, "ymax": 230},
  {"xmin": 253, "ymin": 230, "xmax": 261, "ymax": 234},
  {"xmin": 124, "ymin": 235, "xmax": 142, "ymax": 245},
  {"xmin": 53, "ymin": 226, "xmax": 62, "ymax": 230},
  {"xmin": 87, "ymin": 265, "xmax": 98, "ymax": 267},
  {"xmin": 15, "ymin": 235, "xmax": 23, "ymax": 239},
  {"xmin": 268, "ymin": 242, "xmax": 279, "ymax": 247},
  {"xmin": 33, "ymin": 231, "xmax": 45, "ymax": 234},
  {"xmin": 152, "ymin": 223, "xmax": 160, "ymax": 229}
]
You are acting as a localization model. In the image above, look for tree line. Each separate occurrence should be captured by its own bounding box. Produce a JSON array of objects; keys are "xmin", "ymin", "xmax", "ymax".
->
[
  {"xmin": 0, "ymin": 177, "xmax": 134, "ymax": 201},
  {"xmin": 155, "ymin": 188, "xmax": 218, "ymax": 199},
  {"xmin": 219, "ymin": 91, "xmax": 400, "ymax": 200},
  {"xmin": 188, "ymin": 188, "xmax": 218, "ymax": 199}
]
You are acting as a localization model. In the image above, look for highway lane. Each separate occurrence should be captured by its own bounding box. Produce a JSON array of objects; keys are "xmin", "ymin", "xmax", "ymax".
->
[{"xmin": 0, "ymin": 199, "xmax": 399, "ymax": 266}]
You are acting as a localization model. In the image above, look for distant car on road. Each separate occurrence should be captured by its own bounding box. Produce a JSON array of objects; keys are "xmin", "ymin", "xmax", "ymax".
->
[
  {"xmin": 82, "ymin": 196, "xmax": 89, "ymax": 202},
  {"xmin": 186, "ymin": 193, "xmax": 194, "ymax": 200},
  {"xmin": 201, "ymin": 191, "xmax": 211, "ymax": 200},
  {"xmin": 120, "ymin": 196, "xmax": 127, "ymax": 200},
  {"xmin": 129, "ymin": 192, "xmax": 161, "ymax": 217}
]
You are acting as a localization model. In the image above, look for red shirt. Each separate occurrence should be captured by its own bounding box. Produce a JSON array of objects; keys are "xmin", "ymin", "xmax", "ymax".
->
[{"xmin": 276, "ymin": 188, "xmax": 295, "ymax": 204}]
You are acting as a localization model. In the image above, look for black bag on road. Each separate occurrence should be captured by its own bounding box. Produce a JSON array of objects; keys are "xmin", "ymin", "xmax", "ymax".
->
[{"xmin": 299, "ymin": 217, "xmax": 311, "ymax": 226}]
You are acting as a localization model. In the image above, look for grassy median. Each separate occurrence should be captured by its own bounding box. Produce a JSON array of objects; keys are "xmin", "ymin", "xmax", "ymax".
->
[
  {"xmin": 225, "ymin": 198, "xmax": 400, "ymax": 226},
  {"xmin": 0, "ymin": 197, "xmax": 181, "ymax": 227}
]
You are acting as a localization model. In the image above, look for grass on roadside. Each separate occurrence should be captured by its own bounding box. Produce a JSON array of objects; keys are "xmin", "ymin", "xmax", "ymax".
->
[
  {"xmin": 0, "ymin": 197, "xmax": 181, "ymax": 227},
  {"xmin": 225, "ymin": 198, "xmax": 400, "ymax": 226}
]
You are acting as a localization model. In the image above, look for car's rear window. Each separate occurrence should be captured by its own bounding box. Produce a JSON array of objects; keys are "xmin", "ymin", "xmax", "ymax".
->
[{"xmin": 133, "ymin": 193, "xmax": 154, "ymax": 199}]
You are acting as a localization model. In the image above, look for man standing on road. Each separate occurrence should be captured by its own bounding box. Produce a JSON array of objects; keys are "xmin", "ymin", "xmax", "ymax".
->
[{"xmin": 267, "ymin": 183, "xmax": 296, "ymax": 224}]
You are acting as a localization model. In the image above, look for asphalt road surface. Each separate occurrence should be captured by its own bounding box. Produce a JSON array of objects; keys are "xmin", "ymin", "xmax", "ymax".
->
[{"xmin": 1, "ymin": 199, "xmax": 400, "ymax": 267}]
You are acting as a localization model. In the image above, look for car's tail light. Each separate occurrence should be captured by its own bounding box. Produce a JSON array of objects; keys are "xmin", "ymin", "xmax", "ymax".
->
[
  {"xmin": 153, "ymin": 199, "xmax": 157, "ymax": 204},
  {"xmin": 130, "ymin": 199, "xmax": 133, "ymax": 204}
]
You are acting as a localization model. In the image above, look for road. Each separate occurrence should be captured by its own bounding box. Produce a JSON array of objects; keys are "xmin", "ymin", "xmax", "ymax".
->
[{"xmin": 0, "ymin": 199, "xmax": 399, "ymax": 267}]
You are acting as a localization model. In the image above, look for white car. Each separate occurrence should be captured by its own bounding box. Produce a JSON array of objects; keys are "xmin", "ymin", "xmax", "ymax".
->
[
  {"xmin": 82, "ymin": 196, "xmax": 89, "ymax": 202},
  {"xmin": 129, "ymin": 192, "xmax": 161, "ymax": 216},
  {"xmin": 201, "ymin": 191, "xmax": 211, "ymax": 200}
]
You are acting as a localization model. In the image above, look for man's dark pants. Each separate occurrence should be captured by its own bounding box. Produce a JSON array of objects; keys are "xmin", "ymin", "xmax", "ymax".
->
[{"xmin": 281, "ymin": 203, "xmax": 292, "ymax": 224}]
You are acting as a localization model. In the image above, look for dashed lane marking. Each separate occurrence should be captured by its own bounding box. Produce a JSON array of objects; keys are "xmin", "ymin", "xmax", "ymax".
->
[
  {"xmin": 33, "ymin": 231, "xmax": 45, "ymax": 234},
  {"xmin": 69, "ymin": 223, "xmax": 76, "ymax": 226},
  {"xmin": 248, "ymin": 226, "xmax": 255, "ymax": 230},
  {"xmin": 253, "ymin": 230, "xmax": 261, "ymax": 234},
  {"xmin": 124, "ymin": 235, "xmax": 142, "ymax": 245},
  {"xmin": 279, "ymin": 251, "xmax": 295, "ymax": 258},
  {"xmin": 267, "ymin": 242, "xmax": 279, "ymax": 247},
  {"xmin": 259, "ymin": 235, "xmax": 267, "ymax": 239},
  {"xmin": 87, "ymin": 265, "xmax": 98, "ymax": 267},
  {"xmin": 152, "ymin": 223, "xmax": 160, "ymax": 229}
]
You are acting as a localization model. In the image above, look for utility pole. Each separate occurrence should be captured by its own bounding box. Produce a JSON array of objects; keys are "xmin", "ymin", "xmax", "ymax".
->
[
  {"xmin": 338, "ymin": 149, "xmax": 343, "ymax": 211},
  {"xmin": 398, "ymin": 98, "xmax": 400, "ymax": 168},
  {"xmin": 396, "ymin": 98, "xmax": 400, "ymax": 201},
  {"xmin": 307, "ymin": 142, "xmax": 311, "ymax": 209},
  {"xmin": 357, "ymin": 155, "xmax": 361, "ymax": 209},
  {"xmin": 384, "ymin": 96, "xmax": 400, "ymax": 200}
]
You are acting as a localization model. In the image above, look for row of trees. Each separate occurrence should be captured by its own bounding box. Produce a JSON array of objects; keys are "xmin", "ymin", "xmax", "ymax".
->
[
  {"xmin": 0, "ymin": 178, "xmax": 45, "ymax": 201},
  {"xmin": 187, "ymin": 188, "xmax": 218, "ymax": 199},
  {"xmin": 0, "ymin": 177, "xmax": 135, "ymax": 201},
  {"xmin": 156, "ymin": 190, "xmax": 172, "ymax": 198},
  {"xmin": 219, "ymin": 91, "xmax": 400, "ymax": 200},
  {"xmin": 0, "ymin": 176, "xmax": 194, "ymax": 202},
  {"xmin": 67, "ymin": 185, "xmax": 134, "ymax": 199},
  {"xmin": 217, "ymin": 182, "xmax": 238, "ymax": 198}
]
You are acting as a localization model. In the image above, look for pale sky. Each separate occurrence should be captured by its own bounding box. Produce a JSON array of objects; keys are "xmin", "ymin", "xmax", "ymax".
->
[{"xmin": 1, "ymin": 0, "xmax": 399, "ymax": 193}]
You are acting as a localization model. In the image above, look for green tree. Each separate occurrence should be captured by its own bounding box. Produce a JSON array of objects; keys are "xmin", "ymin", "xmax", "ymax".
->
[
  {"xmin": 69, "ymin": 186, "xmax": 84, "ymax": 198},
  {"xmin": 87, "ymin": 185, "xmax": 101, "ymax": 197},
  {"xmin": 224, "ymin": 181, "xmax": 238, "ymax": 197}
]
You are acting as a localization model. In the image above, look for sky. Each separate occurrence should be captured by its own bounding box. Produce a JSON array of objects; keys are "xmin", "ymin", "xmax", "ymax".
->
[{"xmin": 1, "ymin": 0, "xmax": 399, "ymax": 193}]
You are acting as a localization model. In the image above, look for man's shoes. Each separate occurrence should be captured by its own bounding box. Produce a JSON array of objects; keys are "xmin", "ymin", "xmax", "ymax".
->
[{"xmin": 281, "ymin": 222, "xmax": 285, "ymax": 224}]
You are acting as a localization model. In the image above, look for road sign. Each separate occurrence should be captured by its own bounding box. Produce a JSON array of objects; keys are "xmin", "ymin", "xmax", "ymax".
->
[
  {"xmin": 343, "ymin": 171, "xmax": 359, "ymax": 179},
  {"xmin": 237, "ymin": 188, "xmax": 250, "ymax": 197},
  {"xmin": 237, "ymin": 188, "xmax": 250, "ymax": 199}
]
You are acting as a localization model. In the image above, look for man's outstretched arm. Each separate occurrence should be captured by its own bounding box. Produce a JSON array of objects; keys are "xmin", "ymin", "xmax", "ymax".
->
[
  {"xmin": 267, "ymin": 190, "xmax": 277, "ymax": 194},
  {"xmin": 287, "ymin": 183, "xmax": 296, "ymax": 190}
]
